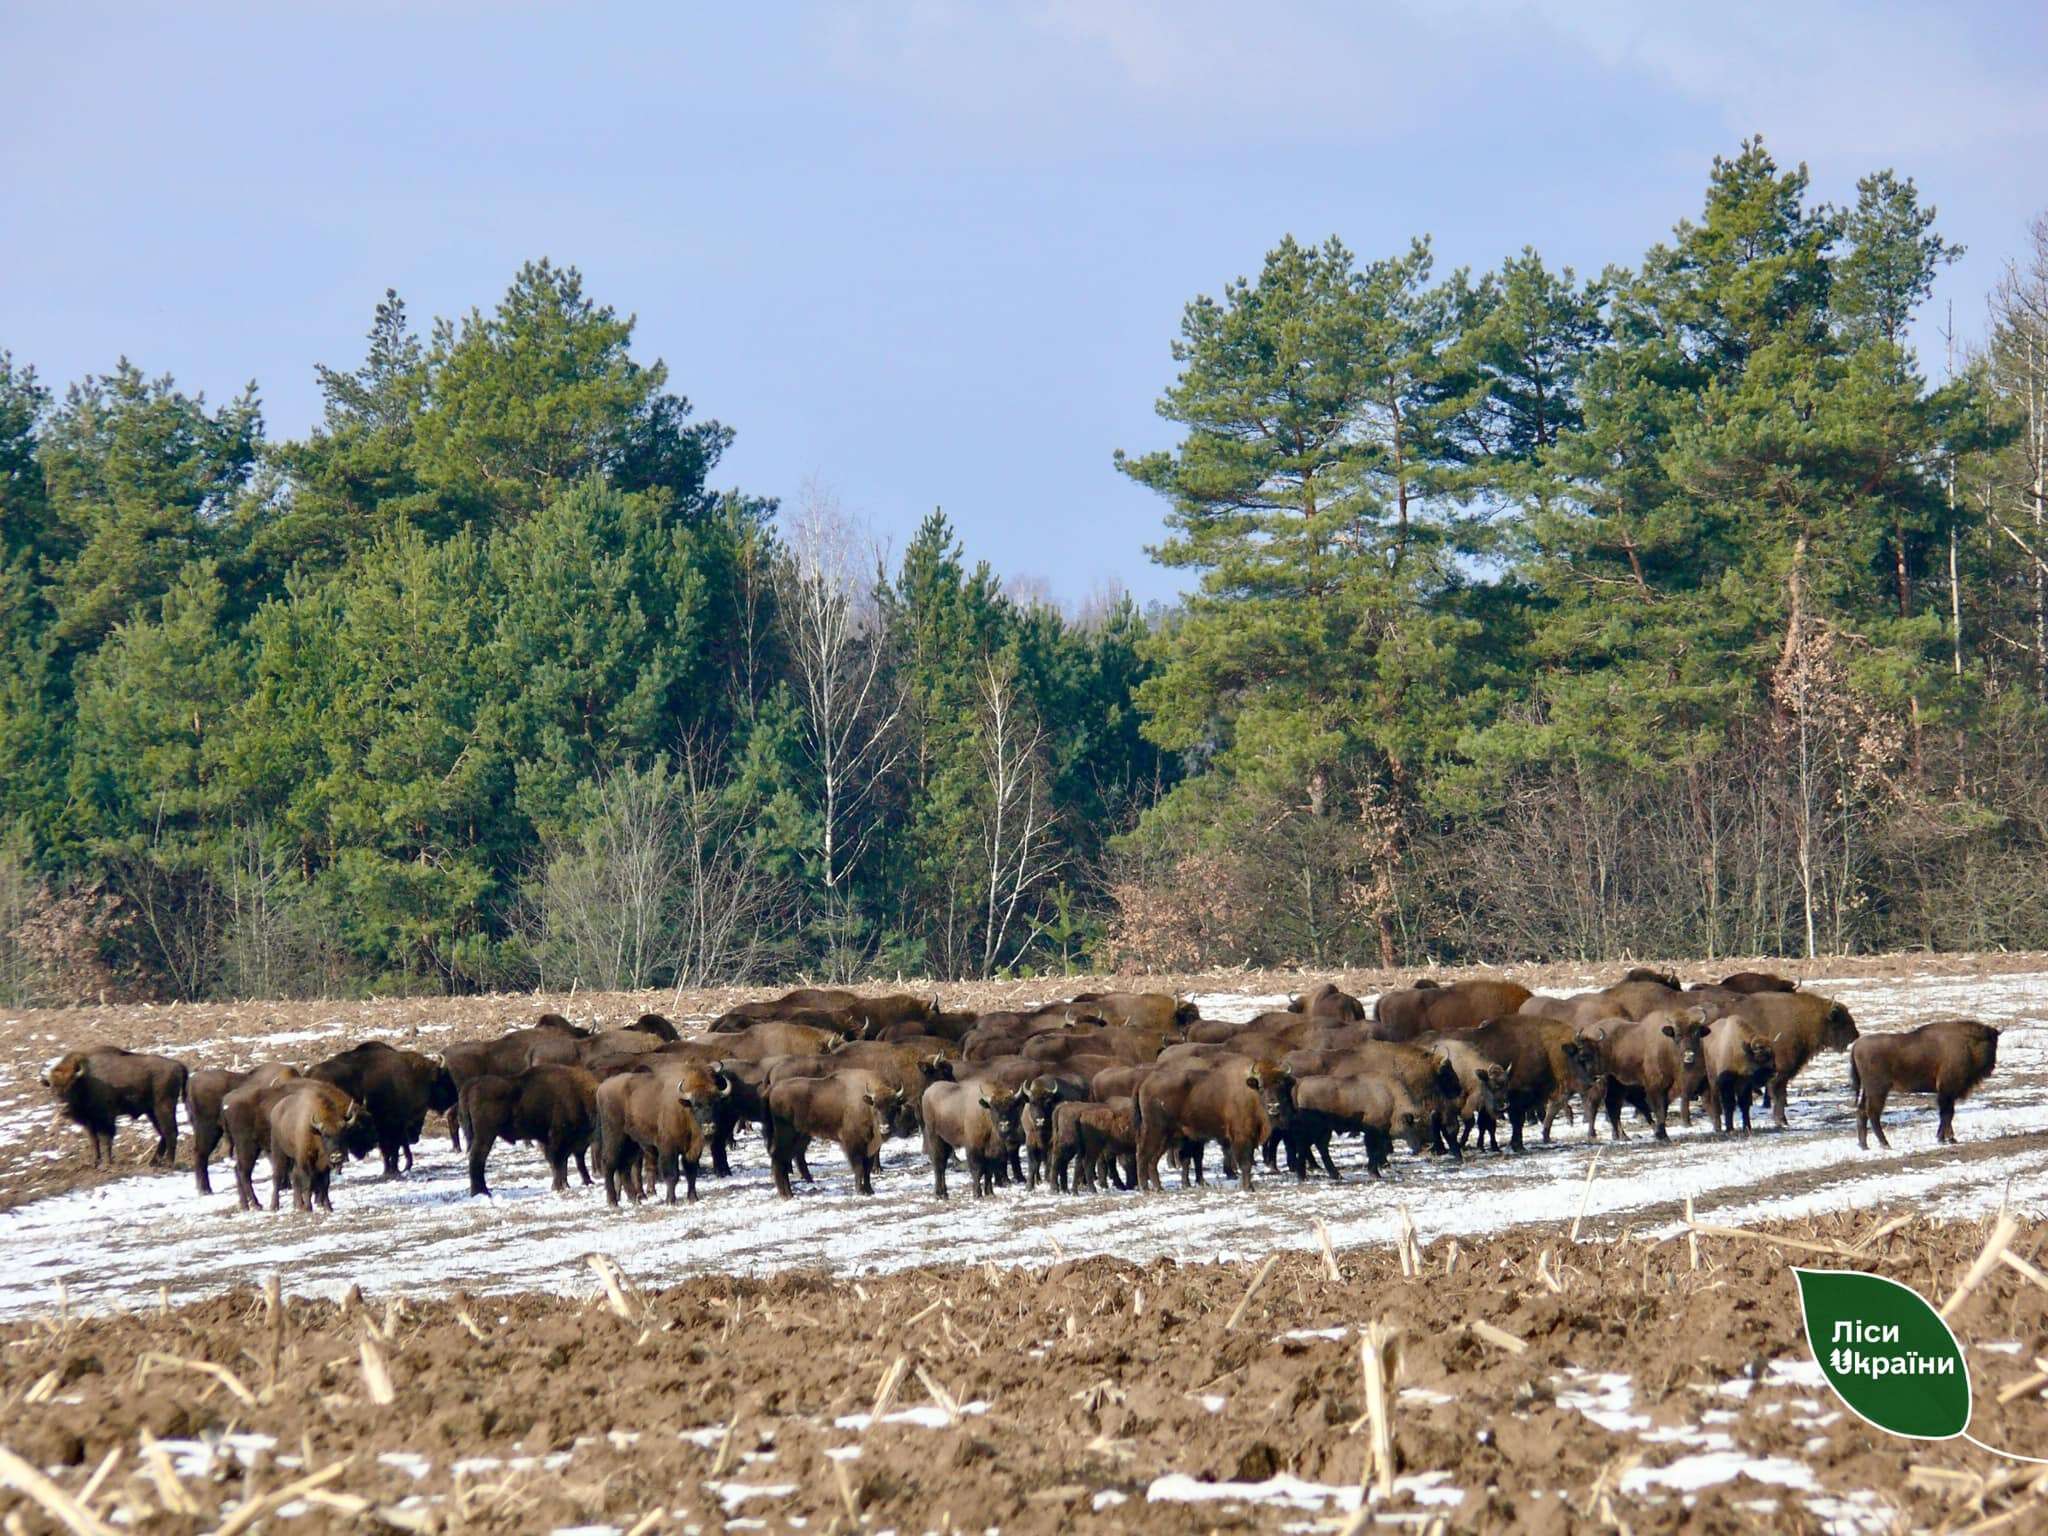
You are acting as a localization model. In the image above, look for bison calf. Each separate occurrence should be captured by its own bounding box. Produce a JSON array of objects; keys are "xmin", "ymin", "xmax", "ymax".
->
[{"xmin": 1850, "ymin": 1019, "xmax": 1999, "ymax": 1150}]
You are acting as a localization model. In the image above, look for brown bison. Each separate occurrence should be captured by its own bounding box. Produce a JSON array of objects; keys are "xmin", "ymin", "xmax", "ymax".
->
[
  {"xmin": 595, "ymin": 1064, "xmax": 726, "ymax": 1204},
  {"xmin": 266, "ymin": 1082, "xmax": 364, "ymax": 1212},
  {"xmin": 921, "ymin": 1081, "xmax": 1023, "ymax": 1199},
  {"xmin": 309, "ymin": 1040, "xmax": 458, "ymax": 1177},
  {"xmin": 185, "ymin": 1063, "xmax": 298, "ymax": 1194},
  {"xmin": 1850, "ymin": 1019, "xmax": 2000, "ymax": 1149},
  {"xmin": 1733, "ymin": 991, "xmax": 1860, "ymax": 1127},
  {"xmin": 1712, "ymin": 971, "xmax": 1799, "ymax": 994},
  {"xmin": 768, "ymin": 1070, "xmax": 918, "ymax": 1197},
  {"xmin": 222, "ymin": 1079, "xmax": 364, "ymax": 1212},
  {"xmin": 1289, "ymin": 1075, "xmax": 1428, "ymax": 1179},
  {"xmin": 1287, "ymin": 982, "xmax": 1367, "ymax": 1022},
  {"xmin": 460, "ymin": 1065, "xmax": 600, "ymax": 1197},
  {"xmin": 1135, "ymin": 1058, "xmax": 1292, "ymax": 1194},
  {"xmin": 1686, "ymin": 1016, "xmax": 1778, "ymax": 1134},
  {"xmin": 44, "ymin": 1048, "xmax": 187, "ymax": 1168},
  {"xmin": 1372, "ymin": 980, "xmax": 1533, "ymax": 1040},
  {"xmin": 1066, "ymin": 991, "xmax": 1200, "ymax": 1035},
  {"xmin": 1453, "ymin": 1017, "xmax": 1592, "ymax": 1153},
  {"xmin": 1582, "ymin": 1012, "xmax": 1706, "ymax": 1142},
  {"xmin": 1050, "ymin": 1098, "xmax": 1137, "ymax": 1192}
]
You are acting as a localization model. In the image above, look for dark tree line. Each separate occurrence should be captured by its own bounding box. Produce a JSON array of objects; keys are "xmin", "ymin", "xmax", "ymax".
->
[{"xmin": 0, "ymin": 142, "xmax": 2043, "ymax": 1000}]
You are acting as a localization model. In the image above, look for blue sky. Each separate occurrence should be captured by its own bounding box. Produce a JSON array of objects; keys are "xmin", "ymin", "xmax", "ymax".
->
[{"xmin": 3, "ymin": 2, "xmax": 2043, "ymax": 605}]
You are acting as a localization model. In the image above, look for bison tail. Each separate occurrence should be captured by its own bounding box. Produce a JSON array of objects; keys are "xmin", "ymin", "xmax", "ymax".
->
[{"xmin": 1848, "ymin": 1055, "xmax": 1860, "ymax": 1096}]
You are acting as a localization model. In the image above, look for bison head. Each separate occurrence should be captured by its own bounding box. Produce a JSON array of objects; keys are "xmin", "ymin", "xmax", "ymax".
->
[
  {"xmin": 427, "ymin": 1064, "xmax": 460, "ymax": 1115},
  {"xmin": 880, "ymin": 1089, "xmax": 919, "ymax": 1139},
  {"xmin": 1392, "ymin": 1108, "xmax": 1429, "ymax": 1155},
  {"xmin": 1248, "ymin": 1063, "xmax": 1295, "ymax": 1128},
  {"xmin": 42, "ymin": 1053, "xmax": 86, "ymax": 1095},
  {"xmin": 981, "ymin": 1088, "xmax": 1024, "ymax": 1151},
  {"xmin": 1172, "ymin": 997, "xmax": 1202, "ymax": 1035},
  {"xmin": 1823, "ymin": 1004, "xmax": 1860, "ymax": 1051}
]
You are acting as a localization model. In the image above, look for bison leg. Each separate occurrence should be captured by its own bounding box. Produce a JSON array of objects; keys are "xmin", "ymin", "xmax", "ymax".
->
[
  {"xmin": 233, "ymin": 1138, "xmax": 263, "ymax": 1211},
  {"xmin": 1651, "ymin": 1088, "xmax": 1669, "ymax": 1142},
  {"xmin": 1235, "ymin": 1141, "xmax": 1255, "ymax": 1194},
  {"xmin": 150, "ymin": 1105, "xmax": 177, "ymax": 1166},
  {"xmin": 660, "ymin": 1148, "xmax": 681, "ymax": 1204},
  {"xmin": 925, "ymin": 1131, "xmax": 949, "ymax": 1199},
  {"xmin": 1134, "ymin": 1124, "xmax": 1166, "ymax": 1193},
  {"xmin": 1769, "ymin": 1073, "xmax": 1791, "ymax": 1128},
  {"xmin": 1314, "ymin": 1130, "xmax": 1341, "ymax": 1182},
  {"xmin": 1855, "ymin": 1094, "xmax": 1870, "ymax": 1152},
  {"xmin": 1938, "ymin": 1094, "xmax": 1958, "ymax": 1144},
  {"xmin": 1364, "ymin": 1128, "xmax": 1389, "ymax": 1178},
  {"xmin": 446, "ymin": 1108, "xmax": 462, "ymax": 1152},
  {"xmin": 1506, "ymin": 1104, "xmax": 1527, "ymax": 1154},
  {"xmin": 769, "ymin": 1141, "xmax": 797, "ymax": 1200},
  {"xmin": 192, "ymin": 1118, "xmax": 221, "ymax": 1195},
  {"xmin": 467, "ymin": 1131, "xmax": 495, "ymax": 1198},
  {"xmin": 1052, "ymin": 1142, "xmax": 1073, "ymax": 1193},
  {"xmin": 599, "ymin": 1129, "xmax": 629, "ymax": 1206},
  {"xmin": 682, "ymin": 1156, "xmax": 700, "ymax": 1202}
]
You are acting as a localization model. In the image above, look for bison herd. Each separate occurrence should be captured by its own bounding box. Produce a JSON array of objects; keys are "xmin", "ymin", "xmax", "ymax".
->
[{"xmin": 38, "ymin": 973, "xmax": 2004, "ymax": 1215}]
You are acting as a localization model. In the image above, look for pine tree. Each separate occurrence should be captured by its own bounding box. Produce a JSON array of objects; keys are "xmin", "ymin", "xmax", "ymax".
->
[
  {"xmin": 1117, "ymin": 235, "xmax": 1478, "ymax": 964},
  {"xmin": 40, "ymin": 361, "xmax": 261, "ymax": 652}
]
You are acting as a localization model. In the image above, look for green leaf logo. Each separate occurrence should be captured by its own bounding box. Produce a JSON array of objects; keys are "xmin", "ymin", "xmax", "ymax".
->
[{"xmin": 1794, "ymin": 1267, "xmax": 1971, "ymax": 1439}]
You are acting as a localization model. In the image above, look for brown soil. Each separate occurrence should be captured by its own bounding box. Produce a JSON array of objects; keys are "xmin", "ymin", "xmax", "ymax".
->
[{"xmin": 2, "ymin": 1212, "xmax": 2045, "ymax": 1534}]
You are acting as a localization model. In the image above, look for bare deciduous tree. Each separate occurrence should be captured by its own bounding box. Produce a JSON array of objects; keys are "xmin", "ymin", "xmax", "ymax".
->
[
  {"xmin": 975, "ymin": 657, "xmax": 1062, "ymax": 974},
  {"xmin": 522, "ymin": 753, "xmax": 786, "ymax": 993},
  {"xmin": 776, "ymin": 483, "xmax": 902, "ymax": 974}
]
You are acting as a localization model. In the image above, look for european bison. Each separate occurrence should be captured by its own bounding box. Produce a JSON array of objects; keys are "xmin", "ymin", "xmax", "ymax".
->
[
  {"xmin": 185, "ymin": 1062, "xmax": 297, "ymax": 1194},
  {"xmin": 1734, "ymin": 991, "xmax": 1860, "ymax": 1127},
  {"xmin": 768, "ymin": 1070, "xmax": 918, "ymax": 1197},
  {"xmin": 595, "ymin": 1065, "xmax": 723, "ymax": 1204},
  {"xmin": 1372, "ymin": 980, "xmax": 1533, "ymax": 1040},
  {"xmin": 460, "ymin": 1065, "xmax": 600, "ymax": 1197},
  {"xmin": 1453, "ymin": 1017, "xmax": 1592, "ymax": 1153},
  {"xmin": 1066, "ymin": 990, "xmax": 1199, "ymax": 1035},
  {"xmin": 267, "ymin": 1081, "xmax": 364, "ymax": 1212},
  {"xmin": 1135, "ymin": 1058, "xmax": 1292, "ymax": 1194},
  {"xmin": 222, "ymin": 1078, "xmax": 363, "ymax": 1212},
  {"xmin": 921, "ymin": 1081, "xmax": 1022, "ymax": 1199},
  {"xmin": 1050, "ymin": 1098, "xmax": 1137, "ymax": 1192},
  {"xmin": 1287, "ymin": 982, "xmax": 1367, "ymax": 1022},
  {"xmin": 1713, "ymin": 971, "xmax": 1799, "ymax": 994},
  {"xmin": 1583, "ymin": 1012, "xmax": 1705, "ymax": 1142},
  {"xmin": 1289, "ymin": 1075, "xmax": 1427, "ymax": 1179},
  {"xmin": 309, "ymin": 1040, "xmax": 457, "ymax": 1177},
  {"xmin": 43, "ymin": 1048, "xmax": 187, "ymax": 1168},
  {"xmin": 1688, "ymin": 1016, "xmax": 1777, "ymax": 1133},
  {"xmin": 1850, "ymin": 1019, "xmax": 1999, "ymax": 1149}
]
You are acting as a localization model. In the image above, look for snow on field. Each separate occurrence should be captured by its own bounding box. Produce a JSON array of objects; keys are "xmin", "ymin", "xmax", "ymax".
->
[{"xmin": 2, "ymin": 972, "xmax": 2047, "ymax": 1319}]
